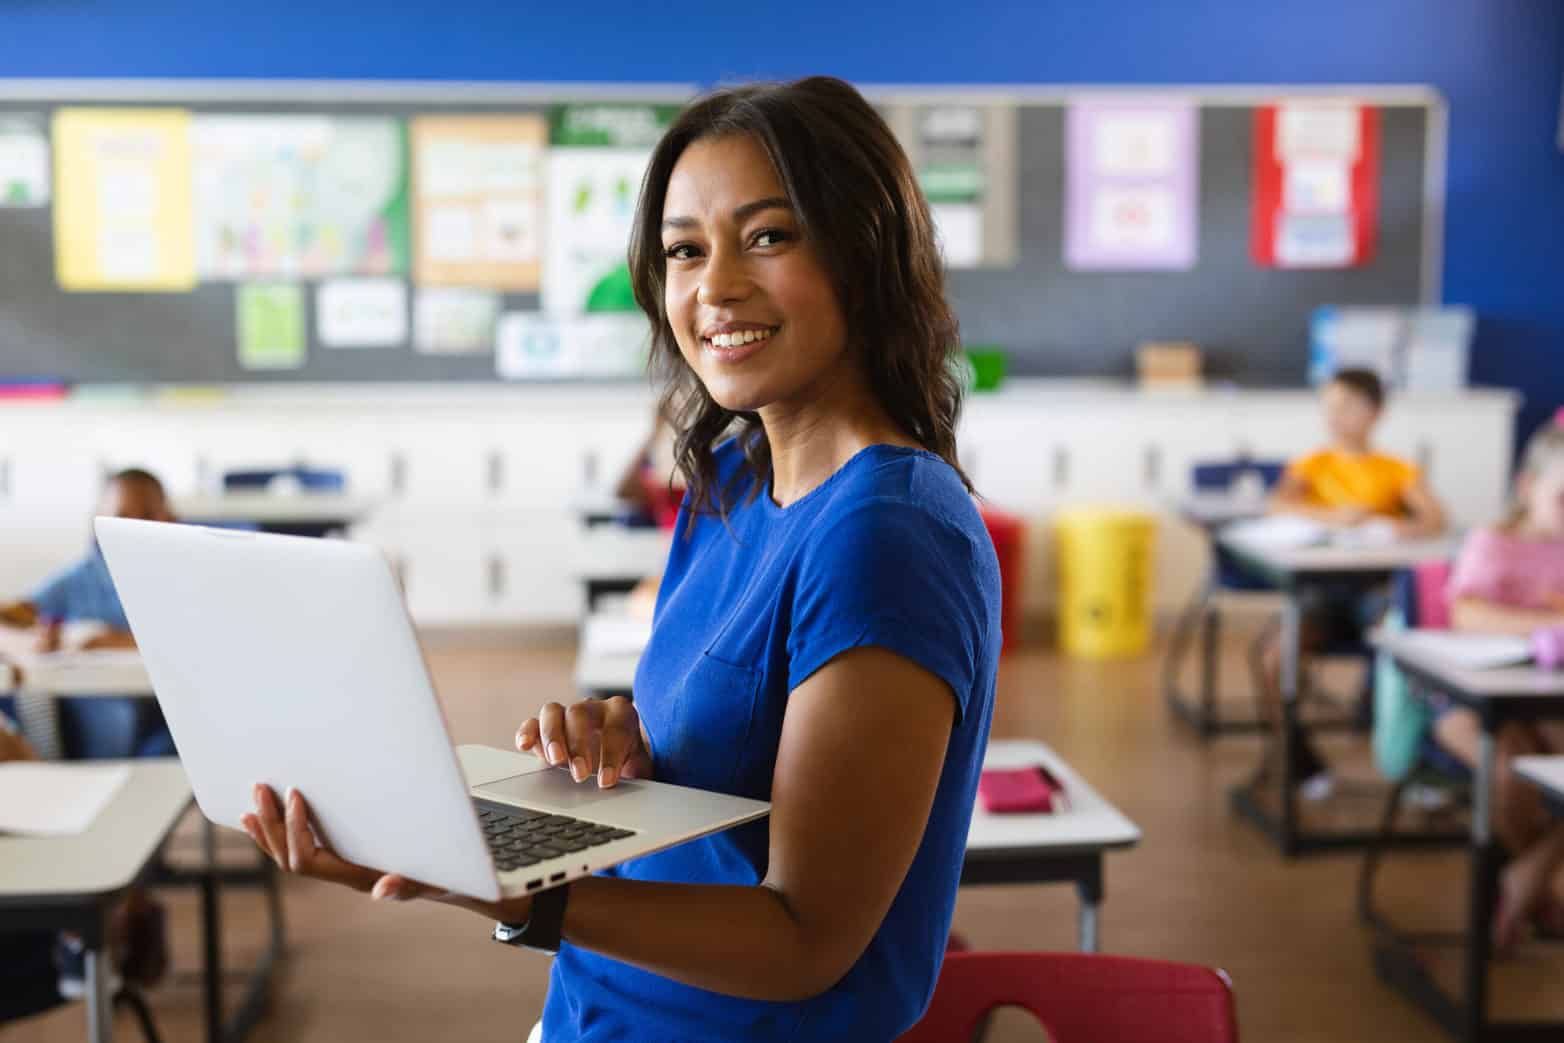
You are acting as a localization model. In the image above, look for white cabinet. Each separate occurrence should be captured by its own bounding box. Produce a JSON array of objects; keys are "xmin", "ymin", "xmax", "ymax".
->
[{"xmin": 0, "ymin": 381, "xmax": 1520, "ymax": 627}]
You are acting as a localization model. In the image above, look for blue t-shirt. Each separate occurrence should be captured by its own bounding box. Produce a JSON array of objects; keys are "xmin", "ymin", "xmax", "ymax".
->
[
  {"xmin": 30, "ymin": 545, "xmax": 130, "ymax": 631},
  {"xmin": 544, "ymin": 442, "xmax": 1001, "ymax": 1042}
]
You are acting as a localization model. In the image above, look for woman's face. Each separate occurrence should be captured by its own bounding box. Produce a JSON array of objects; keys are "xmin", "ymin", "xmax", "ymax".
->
[
  {"xmin": 1521, "ymin": 461, "xmax": 1564, "ymax": 536},
  {"xmin": 660, "ymin": 133, "xmax": 850, "ymax": 415}
]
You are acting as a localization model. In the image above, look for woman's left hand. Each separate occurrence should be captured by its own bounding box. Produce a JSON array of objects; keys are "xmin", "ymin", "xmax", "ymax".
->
[{"xmin": 241, "ymin": 785, "xmax": 532, "ymax": 922}]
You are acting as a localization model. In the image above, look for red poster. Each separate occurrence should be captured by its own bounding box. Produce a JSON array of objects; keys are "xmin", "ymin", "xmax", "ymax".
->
[{"xmin": 1252, "ymin": 103, "xmax": 1378, "ymax": 268}]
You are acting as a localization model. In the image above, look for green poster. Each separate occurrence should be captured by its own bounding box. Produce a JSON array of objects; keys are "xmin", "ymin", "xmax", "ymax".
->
[{"xmin": 237, "ymin": 284, "xmax": 306, "ymax": 370}]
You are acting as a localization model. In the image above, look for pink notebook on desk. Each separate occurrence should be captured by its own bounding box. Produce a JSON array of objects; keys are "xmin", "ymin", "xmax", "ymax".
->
[{"xmin": 978, "ymin": 764, "xmax": 1070, "ymax": 814}]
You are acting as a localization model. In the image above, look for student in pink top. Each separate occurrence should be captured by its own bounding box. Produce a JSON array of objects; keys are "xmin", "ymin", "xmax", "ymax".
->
[{"xmin": 1434, "ymin": 421, "xmax": 1564, "ymax": 950}]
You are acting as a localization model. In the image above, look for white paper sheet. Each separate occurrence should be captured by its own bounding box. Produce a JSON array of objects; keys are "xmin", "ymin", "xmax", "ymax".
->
[
  {"xmin": 317, "ymin": 278, "xmax": 408, "ymax": 348},
  {"xmin": 583, "ymin": 616, "xmax": 653, "ymax": 657},
  {"xmin": 1397, "ymin": 632, "xmax": 1535, "ymax": 671},
  {"xmin": 0, "ymin": 762, "xmax": 130, "ymax": 835}
]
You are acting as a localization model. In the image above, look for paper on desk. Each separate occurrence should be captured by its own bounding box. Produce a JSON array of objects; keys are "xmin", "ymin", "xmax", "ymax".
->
[
  {"xmin": 1223, "ymin": 514, "xmax": 1329, "ymax": 549},
  {"xmin": 1397, "ymin": 631, "xmax": 1534, "ymax": 671},
  {"xmin": 0, "ymin": 762, "xmax": 130, "ymax": 835}
]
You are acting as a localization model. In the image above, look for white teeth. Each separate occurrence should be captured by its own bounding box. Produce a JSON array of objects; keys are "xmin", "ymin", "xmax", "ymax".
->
[{"xmin": 708, "ymin": 327, "xmax": 774, "ymax": 349}]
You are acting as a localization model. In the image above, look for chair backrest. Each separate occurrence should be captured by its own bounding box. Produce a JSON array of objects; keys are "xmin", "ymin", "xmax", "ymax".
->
[
  {"xmin": 1191, "ymin": 458, "xmax": 1286, "ymax": 493},
  {"xmin": 1410, "ymin": 559, "xmax": 1453, "ymax": 631},
  {"xmin": 897, "ymin": 952, "xmax": 1239, "ymax": 1043},
  {"xmin": 223, "ymin": 466, "xmax": 345, "ymax": 493}
]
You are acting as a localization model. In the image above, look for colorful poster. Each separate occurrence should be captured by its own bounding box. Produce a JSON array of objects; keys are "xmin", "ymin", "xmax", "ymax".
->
[
  {"xmin": 414, "ymin": 287, "xmax": 500, "ymax": 355},
  {"xmin": 53, "ymin": 108, "xmax": 196, "ymax": 291},
  {"xmin": 542, "ymin": 104, "xmax": 676, "ymax": 317},
  {"xmin": 1253, "ymin": 103, "xmax": 1378, "ymax": 269},
  {"xmin": 919, "ymin": 106, "xmax": 985, "ymax": 268},
  {"xmin": 0, "ymin": 116, "xmax": 49, "ymax": 207},
  {"xmin": 317, "ymin": 278, "xmax": 408, "ymax": 348},
  {"xmin": 411, "ymin": 115, "xmax": 545, "ymax": 290},
  {"xmin": 495, "ymin": 311, "xmax": 648, "ymax": 380},
  {"xmin": 236, "ymin": 284, "xmax": 305, "ymax": 370},
  {"xmin": 1064, "ymin": 99, "xmax": 1197, "ymax": 271},
  {"xmin": 192, "ymin": 116, "xmax": 409, "ymax": 280}
]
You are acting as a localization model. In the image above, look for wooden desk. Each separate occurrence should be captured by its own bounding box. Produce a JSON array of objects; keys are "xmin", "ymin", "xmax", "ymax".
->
[
  {"xmin": 1373, "ymin": 631, "xmax": 1564, "ymax": 1042},
  {"xmin": 1219, "ymin": 532, "xmax": 1458, "ymax": 856},
  {"xmin": 965, "ymin": 739, "xmax": 1140, "ymax": 953},
  {"xmin": 0, "ymin": 759, "xmax": 190, "ymax": 1043}
]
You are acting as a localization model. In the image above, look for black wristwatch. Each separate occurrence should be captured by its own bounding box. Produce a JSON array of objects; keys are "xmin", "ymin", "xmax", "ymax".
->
[{"xmin": 492, "ymin": 883, "xmax": 570, "ymax": 954}]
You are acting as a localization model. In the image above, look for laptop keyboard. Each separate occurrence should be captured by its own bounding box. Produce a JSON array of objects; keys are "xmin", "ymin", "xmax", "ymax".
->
[{"xmin": 476, "ymin": 801, "xmax": 637, "ymax": 872}]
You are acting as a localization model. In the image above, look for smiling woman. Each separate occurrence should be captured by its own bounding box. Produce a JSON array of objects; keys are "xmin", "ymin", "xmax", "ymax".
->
[
  {"xmin": 630, "ymin": 75, "xmax": 970, "ymax": 519},
  {"xmin": 243, "ymin": 76, "xmax": 1002, "ymax": 1043}
]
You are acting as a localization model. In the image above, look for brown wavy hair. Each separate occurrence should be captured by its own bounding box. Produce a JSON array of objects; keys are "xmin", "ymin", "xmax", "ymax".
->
[{"xmin": 627, "ymin": 76, "xmax": 970, "ymax": 523}]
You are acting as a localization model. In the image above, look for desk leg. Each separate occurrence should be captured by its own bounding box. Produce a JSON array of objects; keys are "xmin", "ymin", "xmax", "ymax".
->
[
  {"xmin": 1075, "ymin": 857, "xmax": 1104, "ymax": 953},
  {"xmin": 86, "ymin": 943, "xmax": 114, "ymax": 1043},
  {"xmin": 203, "ymin": 818, "xmax": 224, "ymax": 1043},
  {"xmin": 1277, "ymin": 594, "xmax": 1301, "ymax": 856},
  {"xmin": 1462, "ymin": 729, "xmax": 1497, "ymax": 1042}
]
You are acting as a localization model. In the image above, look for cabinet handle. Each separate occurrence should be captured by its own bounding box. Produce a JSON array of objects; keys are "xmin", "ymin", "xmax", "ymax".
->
[
  {"xmin": 487, "ymin": 450, "xmax": 505, "ymax": 495},
  {"xmin": 582, "ymin": 449, "xmax": 600, "ymax": 488},
  {"xmin": 0, "ymin": 458, "xmax": 9, "ymax": 498},
  {"xmin": 1052, "ymin": 446, "xmax": 1070, "ymax": 490},
  {"xmin": 1143, "ymin": 445, "xmax": 1162, "ymax": 490},
  {"xmin": 390, "ymin": 453, "xmax": 407, "ymax": 496},
  {"xmin": 488, "ymin": 554, "xmax": 506, "ymax": 599},
  {"xmin": 1417, "ymin": 440, "xmax": 1435, "ymax": 480}
]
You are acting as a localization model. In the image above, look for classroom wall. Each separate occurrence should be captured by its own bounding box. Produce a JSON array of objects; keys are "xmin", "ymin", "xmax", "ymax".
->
[{"xmin": 2, "ymin": 0, "xmax": 1561, "ymax": 439}]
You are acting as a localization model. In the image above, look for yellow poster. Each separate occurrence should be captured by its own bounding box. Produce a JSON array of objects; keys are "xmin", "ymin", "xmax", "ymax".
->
[
  {"xmin": 53, "ymin": 108, "xmax": 196, "ymax": 292},
  {"xmin": 411, "ymin": 114, "xmax": 545, "ymax": 291}
]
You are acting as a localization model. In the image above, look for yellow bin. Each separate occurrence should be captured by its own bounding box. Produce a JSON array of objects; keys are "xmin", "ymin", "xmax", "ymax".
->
[{"xmin": 1055, "ymin": 507, "xmax": 1156, "ymax": 659}]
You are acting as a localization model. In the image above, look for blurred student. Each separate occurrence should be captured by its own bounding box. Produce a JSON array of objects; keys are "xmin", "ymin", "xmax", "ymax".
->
[
  {"xmin": 0, "ymin": 468, "xmax": 176, "ymax": 759},
  {"xmin": 612, "ymin": 406, "xmax": 683, "ymax": 528},
  {"xmin": 1433, "ymin": 422, "xmax": 1564, "ymax": 950},
  {"xmin": 1258, "ymin": 369, "xmax": 1447, "ymax": 794}
]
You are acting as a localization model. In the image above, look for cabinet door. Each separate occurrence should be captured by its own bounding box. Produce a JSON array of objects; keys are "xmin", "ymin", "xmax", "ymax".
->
[
  {"xmin": 481, "ymin": 510, "xmax": 581, "ymax": 623},
  {"xmin": 377, "ymin": 516, "xmax": 488, "ymax": 627}
]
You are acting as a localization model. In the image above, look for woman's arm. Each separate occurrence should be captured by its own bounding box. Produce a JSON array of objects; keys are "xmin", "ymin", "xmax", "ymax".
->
[
  {"xmin": 556, "ymin": 645, "xmax": 954, "ymax": 1000},
  {"xmin": 1450, "ymin": 597, "xmax": 1564, "ymax": 637},
  {"xmin": 249, "ymin": 644, "xmax": 957, "ymax": 1003}
]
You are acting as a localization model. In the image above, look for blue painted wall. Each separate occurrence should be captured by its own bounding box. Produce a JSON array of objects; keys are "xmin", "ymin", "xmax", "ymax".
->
[{"xmin": 3, "ymin": 1, "xmax": 1561, "ymax": 438}]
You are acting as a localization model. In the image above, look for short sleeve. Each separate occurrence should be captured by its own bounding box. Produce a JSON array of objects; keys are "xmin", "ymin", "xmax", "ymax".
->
[
  {"xmin": 1447, "ymin": 528, "xmax": 1504, "ymax": 604},
  {"xmin": 785, "ymin": 499, "xmax": 995, "ymax": 723},
  {"xmin": 29, "ymin": 562, "xmax": 84, "ymax": 623},
  {"xmin": 1283, "ymin": 452, "xmax": 1320, "ymax": 492}
]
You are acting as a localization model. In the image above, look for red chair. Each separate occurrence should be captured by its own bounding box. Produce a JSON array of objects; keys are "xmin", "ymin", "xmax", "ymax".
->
[{"xmin": 897, "ymin": 952, "xmax": 1239, "ymax": 1043}]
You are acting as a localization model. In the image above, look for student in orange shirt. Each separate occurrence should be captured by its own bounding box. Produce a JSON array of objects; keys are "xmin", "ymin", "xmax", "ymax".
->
[{"xmin": 1258, "ymin": 369, "xmax": 1447, "ymax": 795}]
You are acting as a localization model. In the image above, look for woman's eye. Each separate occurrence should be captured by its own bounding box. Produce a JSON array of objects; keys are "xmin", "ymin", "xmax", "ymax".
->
[
  {"xmin": 751, "ymin": 228, "xmax": 790, "ymax": 248},
  {"xmin": 664, "ymin": 243, "xmax": 700, "ymax": 261}
]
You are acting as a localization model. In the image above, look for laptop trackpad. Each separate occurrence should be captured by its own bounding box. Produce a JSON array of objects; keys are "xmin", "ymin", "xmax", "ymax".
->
[{"xmin": 474, "ymin": 768, "xmax": 647, "ymax": 812}]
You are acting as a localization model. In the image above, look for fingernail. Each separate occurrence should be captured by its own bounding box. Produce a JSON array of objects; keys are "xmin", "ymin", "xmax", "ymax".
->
[
  {"xmin": 599, "ymin": 765, "xmax": 618, "ymax": 789},
  {"xmin": 548, "ymin": 742, "xmax": 565, "ymax": 766},
  {"xmin": 572, "ymin": 756, "xmax": 588, "ymax": 782}
]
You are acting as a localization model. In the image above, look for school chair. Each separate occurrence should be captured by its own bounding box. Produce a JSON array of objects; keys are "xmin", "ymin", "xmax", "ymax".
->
[
  {"xmin": 897, "ymin": 951, "xmax": 1239, "ymax": 1043},
  {"xmin": 1164, "ymin": 457, "xmax": 1285, "ymax": 737},
  {"xmin": 222, "ymin": 464, "xmax": 346, "ymax": 494},
  {"xmin": 1357, "ymin": 561, "xmax": 1471, "ymax": 940}
]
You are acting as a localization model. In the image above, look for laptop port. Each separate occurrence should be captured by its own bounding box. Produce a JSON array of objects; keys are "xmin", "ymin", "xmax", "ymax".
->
[
  {"xmin": 527, "ymin": 879, "xmax": 544, "ymax": 892},
  {"xmin": 550, "ymin": 872, "xmax": 566, "ymax": 883}
]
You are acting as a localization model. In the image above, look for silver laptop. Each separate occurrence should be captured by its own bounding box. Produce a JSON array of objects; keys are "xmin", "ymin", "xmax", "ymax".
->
[{"xmin": 95, "ymin": 517, "xmax": 769, "ymax": 902}]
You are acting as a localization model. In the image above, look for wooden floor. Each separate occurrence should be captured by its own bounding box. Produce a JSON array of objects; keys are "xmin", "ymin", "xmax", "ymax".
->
[{"xmin": 12, "ymin": 626, "xmax": 1564, "ymax": 1042}]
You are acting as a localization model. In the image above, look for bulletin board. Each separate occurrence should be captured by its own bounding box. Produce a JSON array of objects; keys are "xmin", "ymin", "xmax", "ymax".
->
[{"xmin": 0, "ymin": 81, "xmax": 1443, "ymax": 386}]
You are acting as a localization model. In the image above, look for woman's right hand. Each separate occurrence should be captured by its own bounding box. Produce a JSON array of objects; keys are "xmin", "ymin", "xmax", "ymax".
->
[{"xmin": 515, "ymin": 696, "xmax": 653, "ymax": 789}]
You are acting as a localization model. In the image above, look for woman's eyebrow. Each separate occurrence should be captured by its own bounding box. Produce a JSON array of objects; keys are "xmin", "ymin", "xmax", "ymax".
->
[{"xmin": 661, "ymin": 196, "xmax": 793, "ymax": 231}]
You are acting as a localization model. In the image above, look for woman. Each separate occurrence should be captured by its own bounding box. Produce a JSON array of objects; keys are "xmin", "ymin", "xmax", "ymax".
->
[{"xmin": 244, "ymin": 76, "xmax": 1002, "ymax": 1042}]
